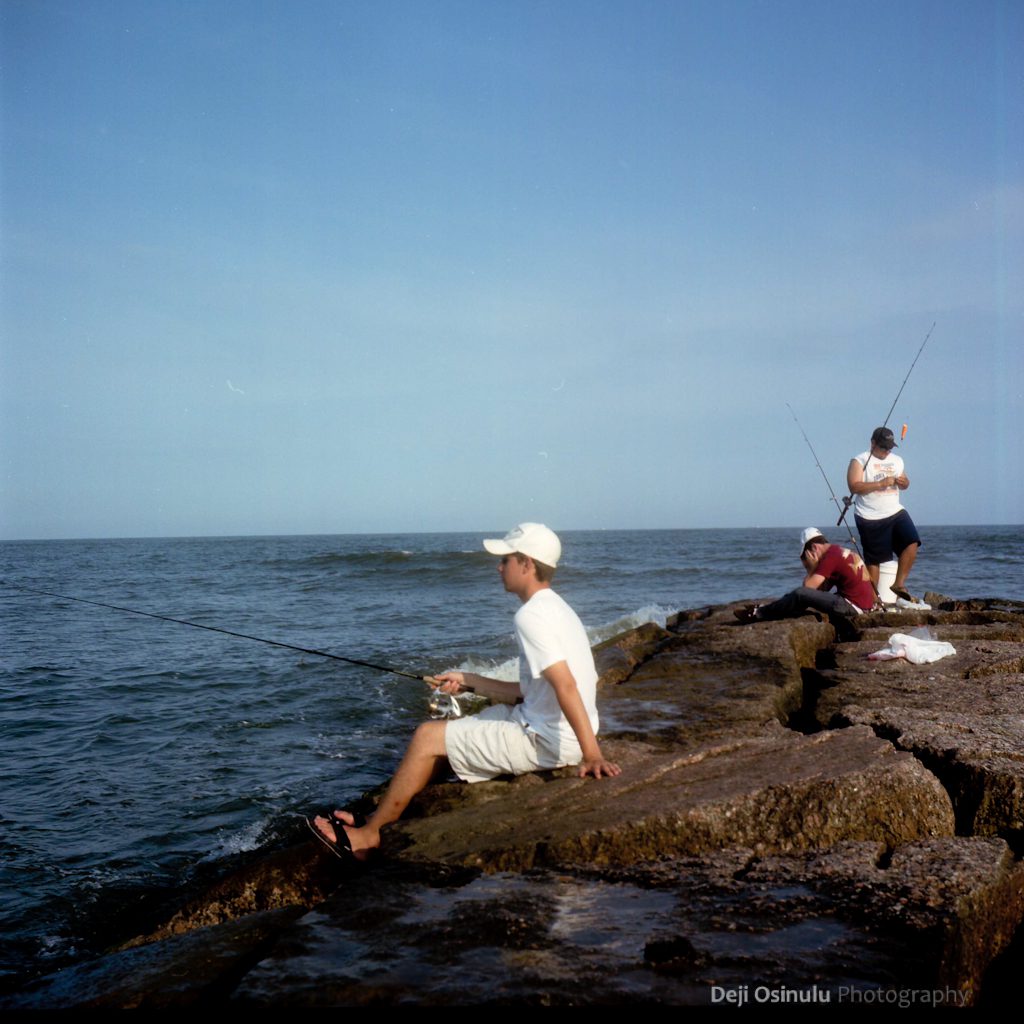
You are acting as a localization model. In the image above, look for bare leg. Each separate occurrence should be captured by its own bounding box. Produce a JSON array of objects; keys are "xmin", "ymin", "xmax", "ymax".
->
[
  {"xmin": 867, "ymin": 563, "xmax": 880, "ymax": 587},
  {"xmin": 312, "ymin": 720, "xmax": 450, "ymax": 860},
  {"xmin": 894, "ymin": 542, "xmax": 919, "ymax": 591}
]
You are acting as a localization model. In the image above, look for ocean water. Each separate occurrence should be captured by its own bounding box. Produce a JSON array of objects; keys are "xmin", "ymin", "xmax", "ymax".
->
[{"xmin": 1, "ymin": 525, "xmax": 1021, "ymax": 985}]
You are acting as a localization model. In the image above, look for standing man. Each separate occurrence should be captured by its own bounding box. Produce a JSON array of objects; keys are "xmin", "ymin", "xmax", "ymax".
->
[
  {"xmin": 735, "ymin": 528, "xmax": 876, "ymax": 622},
  {"xmin": 847, "ymin": 426, "xmax": 922, "ymax": 601},
  {"xmin": 310, "ymin": 523, "xmax": 621, "ymax": 860}
]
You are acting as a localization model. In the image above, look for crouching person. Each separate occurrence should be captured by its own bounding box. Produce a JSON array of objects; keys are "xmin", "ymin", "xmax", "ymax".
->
[{"xmin": 735, "ymin": 527, "xmax": 876, "ymax": 623}]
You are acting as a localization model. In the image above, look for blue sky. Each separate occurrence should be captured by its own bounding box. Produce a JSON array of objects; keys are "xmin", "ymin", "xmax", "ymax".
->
[{"xmin": 2, "ymin": 0, "xmax": 1021, "ymax": 539}]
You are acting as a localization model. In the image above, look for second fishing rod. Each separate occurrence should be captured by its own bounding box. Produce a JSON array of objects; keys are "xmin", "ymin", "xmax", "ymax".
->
[
  {"xmin": 786, "ymin": 404, "xmax": 885, "ymax": 610},
  {"xmin": 786, "ymin": 403, "xmax": 875, "ymax": 576},
  {"xmin": 836, "ymin": 322, "xmax": 935, "ymax": 528}
]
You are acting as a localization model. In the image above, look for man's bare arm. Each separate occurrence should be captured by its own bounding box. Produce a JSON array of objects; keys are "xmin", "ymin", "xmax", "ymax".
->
[
  {"xmin": 542, "ymin": 660, "xmax": 621, "ymax": 779},
  {"xmin": 847, "ymin": 458, "xmax": 897, "ymax": 495},
  {"xmin": 433, "ymin": 671, "xmax": 522, "ymax": 704}
]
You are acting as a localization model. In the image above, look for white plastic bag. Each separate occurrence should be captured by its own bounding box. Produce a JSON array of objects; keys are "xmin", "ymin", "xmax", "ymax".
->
[{"xmin": 868, "ymin": 632, "xmax": 956, "ymax": 664}]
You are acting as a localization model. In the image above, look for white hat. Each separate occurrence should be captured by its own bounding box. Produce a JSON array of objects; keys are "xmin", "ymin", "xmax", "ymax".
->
[
  {"xmin": 799, "ymin": 527, "xmax": 827, "ymax": 552},
  {"xmin": 483, "ymin": 523, "xmax": 562, "ymax": 567}
]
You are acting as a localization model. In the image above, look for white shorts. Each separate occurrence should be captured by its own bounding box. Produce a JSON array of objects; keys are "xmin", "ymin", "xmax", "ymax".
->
[{"xmin": 445, "ymin": 704, "xmax": 570, "ymax": 784}]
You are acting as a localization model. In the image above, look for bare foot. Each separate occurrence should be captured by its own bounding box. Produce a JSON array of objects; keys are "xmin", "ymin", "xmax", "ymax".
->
[{"xmin": 325, "ymin": 810, "xmax": 381, "ymax": 861}]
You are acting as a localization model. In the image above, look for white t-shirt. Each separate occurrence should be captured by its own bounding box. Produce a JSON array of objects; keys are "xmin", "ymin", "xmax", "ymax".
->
[
  {"xmin": 509, "ymin": 588, "xmax": 599, "ymax": 759},
  {"xmin": 852, "ymin": 449, "xmax": 905, "ymax": 520}
]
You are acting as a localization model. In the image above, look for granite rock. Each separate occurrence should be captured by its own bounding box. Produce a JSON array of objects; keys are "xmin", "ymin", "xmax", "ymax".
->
[
  {"xmin": 389, "ymin": 724, "xmax": 954, "ymax": 870},
  {"xmin": 812, "ymin": 612, "xmax": 1024, "ymax": 839},
  {"xmin": 8, "ymin": 598, "xmax": 1023, "ymax": 1007}
]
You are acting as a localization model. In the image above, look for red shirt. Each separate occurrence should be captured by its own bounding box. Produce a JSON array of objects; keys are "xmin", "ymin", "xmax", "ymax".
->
[{"xmin": 813, "ymin": 545, "xmax": 875, "ymax": 611}]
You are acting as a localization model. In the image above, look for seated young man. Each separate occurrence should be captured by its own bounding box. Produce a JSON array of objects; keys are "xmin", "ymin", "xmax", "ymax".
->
[
  {"xmin": 310, "ymin": 523, "xmax": 620, "ymax": 860},
  {"xmin": 735, "ymin": 527, "xmax": 877, "ymax": 622}
]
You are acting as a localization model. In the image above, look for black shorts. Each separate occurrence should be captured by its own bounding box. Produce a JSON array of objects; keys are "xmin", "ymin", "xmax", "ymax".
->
[{"xmin": 855, "ymin": 510, "xmax": 921, "ymax": 565}]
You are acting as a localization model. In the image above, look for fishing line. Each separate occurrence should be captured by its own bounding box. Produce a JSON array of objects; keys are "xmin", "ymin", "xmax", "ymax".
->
[{"xmin": 2, "ymin": 581, "xmax": 440, "ymax": 685}]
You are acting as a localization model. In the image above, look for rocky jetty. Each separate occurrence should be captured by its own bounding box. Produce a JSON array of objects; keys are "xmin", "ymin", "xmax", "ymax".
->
[{"xmin": 5, "ymin": 596, "xmax": 1023, "ymax": 1007}]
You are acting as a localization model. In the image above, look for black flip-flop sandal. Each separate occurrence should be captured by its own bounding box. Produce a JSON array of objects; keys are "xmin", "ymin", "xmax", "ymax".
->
[{"xmin": 306, "ymin": 810, "xmax": 366, "ymax": 860}]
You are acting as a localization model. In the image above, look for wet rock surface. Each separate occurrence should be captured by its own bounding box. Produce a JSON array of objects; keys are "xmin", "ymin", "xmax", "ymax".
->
[
  {"xmin": 6, "ymin": 597, "xmax": 1023, "ymax": 1007},
  {"xmin": 2, "ymin": 908, "xmax": 305, "ymax": 1009},
  {"xmin": 813, "ymin": 607, "xmax": 1024, "ymax": 840}
]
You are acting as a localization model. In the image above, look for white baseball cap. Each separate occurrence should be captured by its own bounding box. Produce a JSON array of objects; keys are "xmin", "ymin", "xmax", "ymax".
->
[
  {"xmin": 483, "ymin": 523, "xmax": 562, "ymax": 567},
  {"xmin": 799, "ymin": 527, "xmax": 827, "ymax": 552}
]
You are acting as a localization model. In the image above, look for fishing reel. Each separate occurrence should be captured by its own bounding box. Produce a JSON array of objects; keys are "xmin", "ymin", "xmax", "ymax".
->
[
  {"xmin": 428, "ymin": 690, "xmax": 463, "ymax": 720},
  {"xmin": 836, "ymin": 494, "xmax": 853, "ymax": 526}
]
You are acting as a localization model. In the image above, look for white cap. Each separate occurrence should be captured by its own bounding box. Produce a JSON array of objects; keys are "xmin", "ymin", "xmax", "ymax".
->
[
  {"xmin": 799, "ymin": 527, "xmax": 827, "ymax": 552},
  {"xmin": 483, "ymin": 522, "xmax": 562, "ymax": 567}
]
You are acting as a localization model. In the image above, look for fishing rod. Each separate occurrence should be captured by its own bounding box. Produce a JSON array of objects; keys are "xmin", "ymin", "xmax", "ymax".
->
[
  {"xmin": 787, "ymin": 403, "xmax": 847, "ymax": 521},
  {"xmin": 837, "ymin": 321, "xmax": 935, "ymax": 528},
  {"xmin": 881, "ymin": 321, "xmax": 935, "ymax": 431},
  {"xmin": 2, "ymin": 581, "xmax": 441, "ymax": 686},
  {"xmin": 786, "ymin": 404, "xmax": 873, "ymax": 575}
]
